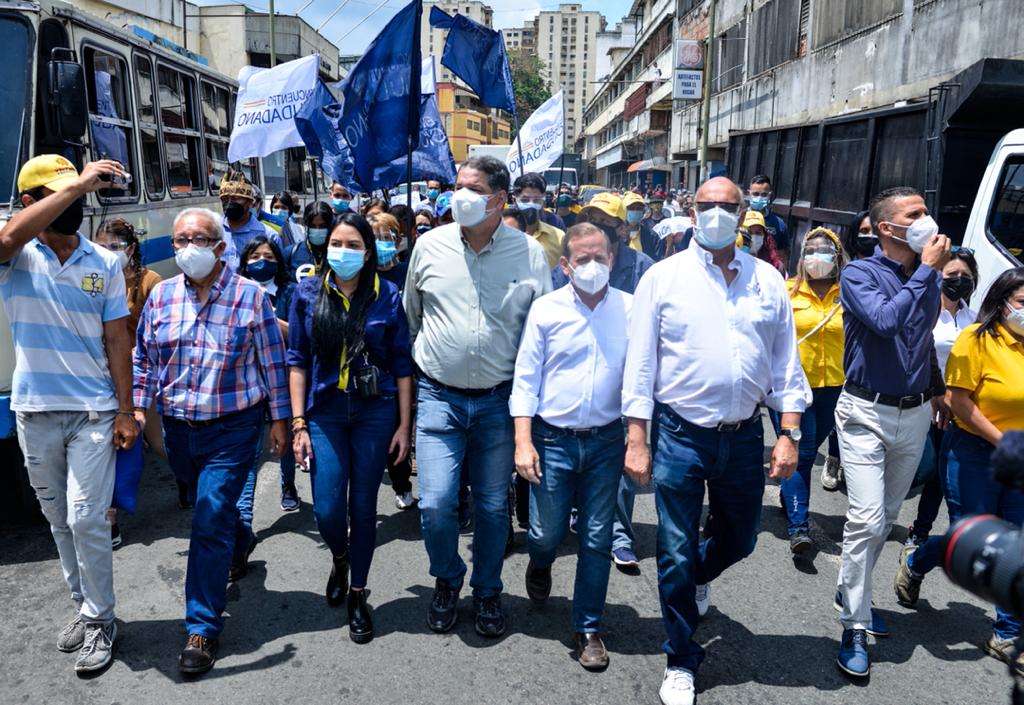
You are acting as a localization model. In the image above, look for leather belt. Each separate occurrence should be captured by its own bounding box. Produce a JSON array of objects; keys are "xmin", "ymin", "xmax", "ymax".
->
[
  {"xmin": 419, "ymin": 372, "xmax": 511, "ymax": 398},
  {"xmin": 165, "ymin": 406, "xmax": 252, "ymax": 429},
  {"xmin": 844, "ymin": 381, "xmax": 929, "ymax": 409},
  {"xmin": 536, "ymin": 417, "xmax": 622, "ymax": 437}
]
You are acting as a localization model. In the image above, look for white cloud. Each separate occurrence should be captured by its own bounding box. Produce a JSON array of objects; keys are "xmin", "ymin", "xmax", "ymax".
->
[{"xmin": 489, "ymin": 0, "xmax": 544, "ymax": 30}]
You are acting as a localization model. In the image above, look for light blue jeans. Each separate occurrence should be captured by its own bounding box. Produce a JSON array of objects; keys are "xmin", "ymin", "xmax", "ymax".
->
[
  {"xmin": 416, "ymin": 376, "xmax": 514, "ymax": 597},
  {"xmin": 528, "ymin": 418, "xmax": 623, "ymax": 632}
]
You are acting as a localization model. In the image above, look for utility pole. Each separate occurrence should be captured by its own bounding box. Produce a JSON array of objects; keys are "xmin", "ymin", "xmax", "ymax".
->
[
  {"xmin": 269, "ymin": 0, "xmax": 277, "ymax": 67},
  {"xmin": 182, "ymin": 0, "xmax": 188, "ymax": 50},
  {"xmin": 698, "ymin": 0, "xmax": 717, "ymax": 183}
]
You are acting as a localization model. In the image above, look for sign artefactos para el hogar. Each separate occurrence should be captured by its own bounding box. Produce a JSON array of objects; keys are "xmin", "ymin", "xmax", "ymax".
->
[
  {"xmin": 228, "ymin": 54, "xmax": 320, "ymax": 162},
  {"xmin": 673, "ymin": 69, "xmax": 703, "ymax": 100}
]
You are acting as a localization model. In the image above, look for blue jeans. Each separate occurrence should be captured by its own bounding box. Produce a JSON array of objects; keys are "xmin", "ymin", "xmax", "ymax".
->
[
  {"xmin": 652, "ymin": 404, "xmax": 765, "ymax": 672},
  {"xmin": 308, "ymin": 392, "xmax": 395, "ymax": 589},
  {"xmin": 163, "ymin": 405, "xmax": 263, "ymax": 638},
  {"xmin": 611, "ymin": 473, "xmax": 638, "ymax": 552},
  {"xmin": 528, "ymin": 419, "xmax": 624, "ymax": 632},
  {"xmin": 771, "ymin": 386, "xmax": 842, "ymax": 534},
  {"xmin": 235, "ymin": 413, "xmax": 296, "ymax": 557},
  {"xmin": 908, "ymin": 424, "xmax": 1024, "ymax": 640},
  {"xmin": 910, "ymin": 425, "xmax": 946, "ymax": 540},
  {"xmin": 416, "ymin": 376, "xmax": 514, "ymax": 597}
]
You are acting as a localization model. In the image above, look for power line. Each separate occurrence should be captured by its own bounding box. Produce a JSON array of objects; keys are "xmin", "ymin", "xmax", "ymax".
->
[
  {"xmin": 316, "ymin": 0, "xmax": 354, "ymax": 31},
  {"xmin": 334, "ymin": 0, "xmax": 391, "ymax": 43}
]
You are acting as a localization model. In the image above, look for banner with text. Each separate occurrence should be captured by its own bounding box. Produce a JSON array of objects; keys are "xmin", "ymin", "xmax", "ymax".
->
[
  {"xmin": 228, "ymin": 54, "xmax": 319, "ymax": 162},
  {"xmin": 506, "ymin": 90, "xmax": 564, "ymax": 177}
]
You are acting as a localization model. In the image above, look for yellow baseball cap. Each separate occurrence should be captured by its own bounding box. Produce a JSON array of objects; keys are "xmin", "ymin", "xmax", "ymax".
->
[
  {"xmin": 17, "ymin": 155, "xmax": 80, "ymax": 193},
  {"xmin": 742, "ymin": 210, "xmax": 766, "ymax": 229},
  {"xmin": 622, "ymin": 192, "xmax": 647, "ymax": 210},
  {"xmin": 581, "ymin": 192, "xmax": 626, "ymax": 221}
]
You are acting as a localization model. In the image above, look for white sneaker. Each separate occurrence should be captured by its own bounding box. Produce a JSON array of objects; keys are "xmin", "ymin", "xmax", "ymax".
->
[
  {"xmin": 659, "ymin": 666, "xmax": 696, "ymax": 705},
  {"xmin": 695, "ymin": 583, "xmax": 711, "ymax": 617},
  {"xmin": 821, "ymin": 456, "xmax": 843, "ymax": 491},
  {"xmin": 394, "ymin": 491, "xmax": 417, "ymax": 510}
]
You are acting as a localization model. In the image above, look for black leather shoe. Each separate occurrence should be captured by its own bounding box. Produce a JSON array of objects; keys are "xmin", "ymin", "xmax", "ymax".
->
[
  {"xmin": 525, "ymin": 561, "xmax": 551, "ymax": 603},
  {"xmin": 473, "ymin": 594, "xmax": 506, "ymax": 638},
  {"xmin": 427, "ymin": 579, "xmax": 460, "ymax": 633},
  {"xmin": 347, "ymin": 589, "xmax": 374, "ymax": 644},
  {"xmin": 575, "ymin": 631, "xmax": 610, "ymax": 670},
  {"xmin": 179, "ymin": 634, "xmax": 218, "ymax": 675},
  {"xmin": 228, "ymin": 536, "xmax": 258, "ymax": 583},
  {"xmin": 326, "ymin": 554, "xmax": 349, "ymax": 607}
]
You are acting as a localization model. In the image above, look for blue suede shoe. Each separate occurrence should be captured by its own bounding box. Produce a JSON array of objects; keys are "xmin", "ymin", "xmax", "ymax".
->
[
  {"xmin": 834, "ymin": 590, "xmax": 890, "ymax": 638},
  {"xmin": 837, "ymin": 628, "xmax": 870, "ymax": 677}
]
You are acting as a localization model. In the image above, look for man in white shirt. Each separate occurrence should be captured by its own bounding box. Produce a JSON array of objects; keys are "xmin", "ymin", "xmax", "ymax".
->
[
  {"xmin": 511, "ymin": 223, "xmax": 631, "ymax": 671},
  {"xmin": 622, "ymin": 177, "xmax": 809, "ymax": 705}
]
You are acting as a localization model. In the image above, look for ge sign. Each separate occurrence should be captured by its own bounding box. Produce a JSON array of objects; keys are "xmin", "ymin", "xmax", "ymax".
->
[{"xmin": 675, "ymin": 39, "xmax": 703, "ymax": 69}]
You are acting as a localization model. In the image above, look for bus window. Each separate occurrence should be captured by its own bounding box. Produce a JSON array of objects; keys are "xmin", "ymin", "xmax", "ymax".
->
[
  {"xmin": 84, "ymin": 46, "xmax": 138, "ymax": 201},
  {"xmin": 157, "ymin": 65, "xmax": 203, "ymax": 195},
  {"xmin": 988, "ymin": 156, "xmax": 1024, "ymax": 263},
  {"xmin": 1, "ymin": 15, "xmax": 31, "ymax": 206},
  {"xmin": 201, "ymin": 81, "xmax": 231, "ymax": 192},
  {"xmin": 133, "ymin": 55, "xmax": 164, "ymax": 198}
]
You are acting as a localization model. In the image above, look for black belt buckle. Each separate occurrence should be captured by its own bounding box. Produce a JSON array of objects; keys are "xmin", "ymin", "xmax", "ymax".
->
[
  {"xmin": 898, "ymin": 393, "xmax": 923, "ymax": 409},
  {"xmin": 567, "ymin": 426, "xmax": 600, "ymax": 437},
  {"xmin": 715, "ymin": 421, "xmax": 743, "ymax": 432}
]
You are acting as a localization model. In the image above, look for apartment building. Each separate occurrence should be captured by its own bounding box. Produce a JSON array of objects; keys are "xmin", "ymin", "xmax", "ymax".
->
[
  {"xmin": 435, "ymin": 82, "xmax": 511, "ymax": 163},
  {"xmin": 423, "ymin": 0, "xmax": 494, "ymax": 84}
]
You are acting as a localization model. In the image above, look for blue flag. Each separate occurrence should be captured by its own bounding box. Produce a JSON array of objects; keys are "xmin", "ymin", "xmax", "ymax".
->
[
  {"xmin": 338, "ymin": 0, "xmax": 422, "ymax": 189},
  {"xmin": 372, "ymin": 92, "xmax": 457, "ymax": 188},
  {"xmin": 294, "ymin": 80, "xmax": 359, "ymax": 192},
  {"xmin": 429, "ymin": 7, "xmax": 515, "ymax": 114}
]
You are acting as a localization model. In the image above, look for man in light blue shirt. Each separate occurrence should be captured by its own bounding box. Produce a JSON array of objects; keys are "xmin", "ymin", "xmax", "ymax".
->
[
  {"xmin": 511, "ymin": 223, "xmax": 631, "ymax": 672},
  {"xmin": 0, "ymin": 155, "xmax": 137, "ymax": 674}
]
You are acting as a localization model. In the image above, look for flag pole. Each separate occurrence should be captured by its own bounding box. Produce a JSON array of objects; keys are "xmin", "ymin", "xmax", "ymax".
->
[
  {"xmin": 556, "ymin": 86, "xmax": 565, "ymax": 195},
  {"xmin": 513, "ymin": 111, "xmax": 525, "ymax": 178},
  {"xmin": 407, "ymin": 1, "xmax": 421, "ymax": 246}
]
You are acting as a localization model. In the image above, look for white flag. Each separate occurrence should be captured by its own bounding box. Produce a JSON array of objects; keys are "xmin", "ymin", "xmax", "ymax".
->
[
  {"xmin": 506, "ymin": 90, "xmax": 564, "ymax": 178},
  {"xmin": 228, "ymin": 55, "xmax": 319, "ymax": 162}
]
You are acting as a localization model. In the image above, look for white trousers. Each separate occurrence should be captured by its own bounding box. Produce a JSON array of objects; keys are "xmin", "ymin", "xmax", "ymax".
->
[
  {"xmin": 17, "ymin": 411, "xmax": 117, "ymax": 624},
  {"xmin": 834, "ymin": 390, "xmax": 930, "ymax": 631}
]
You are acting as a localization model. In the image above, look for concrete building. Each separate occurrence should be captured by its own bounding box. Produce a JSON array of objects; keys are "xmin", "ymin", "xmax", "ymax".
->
[
  {"xmin": 501, "ymin": 24, "xmax": 535, "ymax": 53},
  {"xmin": 532, "ymin": 4, "xmax": 606, "ymax": 142},
  {"xmin": 671, "ymin": 0, "xmax": 1024, "ymax": 190},
  {"xmin": 75, "ymin": 0, "xmax": 201, "ymax": 58},
  {"xmin": 423, "ymin": 0, "xmax": 494, "ymax": 84},
  {"xmin": 435, "ymin": 82, "xmax": 511, "ymax": 163},
  {"xmin": 581, "ymin": 0, "xmax": 675, "ymax": 188},
  {"xmin": 197, "ymin": 4, "xmax": 340, "ymax": 82}
]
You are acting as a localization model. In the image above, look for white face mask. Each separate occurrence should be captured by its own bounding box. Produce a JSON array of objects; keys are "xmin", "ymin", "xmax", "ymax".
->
[
  {"xmin": 452, "ymin": 188, "xmax": 495, "ymax": 228},
  {"xmin": 803, "ymin": 252, "xmax": 836, "ymax": 280},
  {"xmin": 750, "ymin": 234, "xmax": 764, "ymax": 254},
  {"xmin": 1005, "ymin": 302, "xmax": 1024, "ymax": 336},
  {"xmin": 694, "ymin": 207, "xmax": 740, "ymax": 250},
  {"xmin": 115, "ymin": 250, "xmax": 129, "ymax": 270},
  {"xmin": 175, "ymin": 243, "xmax": 219, "ymax": 280},
  {"xmin": 887, "ymin": 215, "xmax": 938, "ymax": 253},
  {"xmin": 569, "ymin": 260, "xmax": 610, "ymax": 295}
]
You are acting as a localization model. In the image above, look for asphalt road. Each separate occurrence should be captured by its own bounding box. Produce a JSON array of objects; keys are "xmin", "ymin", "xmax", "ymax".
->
[{"xmin": 0, "ymin": 416, "xmax": 1010, "ymax": 705}]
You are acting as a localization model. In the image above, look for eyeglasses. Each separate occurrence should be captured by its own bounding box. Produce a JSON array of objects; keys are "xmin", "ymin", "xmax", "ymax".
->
[
  {"xmin": 951, "ymin": 246, "xmax": 975, "ymax": 256},
  {"xmin": 172, "ymin": 235, "xmax": 220, "ymax": 248},
  {"xmin": 517, "ymin": 196, "xmax": 545, "ymax": 205},
  {"xmin": 100, "ymin": 241, "xmax": 131, "ymax": 251},
  {"xmin": 695, "ymin": 201, "xmax": 741, "ymax": 214}
]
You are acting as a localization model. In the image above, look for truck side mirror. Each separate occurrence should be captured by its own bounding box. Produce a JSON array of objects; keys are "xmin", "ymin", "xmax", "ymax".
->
[{"xmin": 45, "ymin": 48, "xmax": 86, "ymax": 141}]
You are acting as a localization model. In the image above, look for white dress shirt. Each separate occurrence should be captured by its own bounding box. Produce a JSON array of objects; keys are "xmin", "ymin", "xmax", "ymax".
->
[
  {"xmin": 622, "ymin": 243, "xmax": 811, "ymax": 427},
  {"xmin": 933, "ymin": 302, "xmax": 977, "ymax": 374},
  {"xmin": 510, "ymin": 284, "xmax": 632, "ymax": 429}
]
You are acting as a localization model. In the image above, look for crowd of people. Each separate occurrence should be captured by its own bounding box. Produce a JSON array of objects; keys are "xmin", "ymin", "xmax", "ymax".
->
[{"xmin": 2, "ymin": 152, "xmax": 1022, "ymax": 705}]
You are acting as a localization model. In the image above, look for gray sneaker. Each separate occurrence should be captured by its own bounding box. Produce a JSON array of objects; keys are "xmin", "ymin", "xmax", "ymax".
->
[
  {"xmin": 74, "ymin": 622, "xmax": 117, "ymax": 673},
  {"xmin": 821, "ymin": 456, "xmax": 843, "ymax": 491},
  {"xmin": 57, "ymin": 615, "xmax": 85, "ymax": 652}
]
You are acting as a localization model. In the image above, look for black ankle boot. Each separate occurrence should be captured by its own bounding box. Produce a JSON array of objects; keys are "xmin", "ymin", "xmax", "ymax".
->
[
  {"xmin": 326, "ymin": 554, "xmax": 349, "ymax": 606},
  {"xmin": 347, "ymin": 588, "xmax": 373, "ymax": 644}
]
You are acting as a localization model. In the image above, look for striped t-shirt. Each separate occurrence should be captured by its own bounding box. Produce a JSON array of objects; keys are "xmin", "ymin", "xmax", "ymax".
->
[{"xmin": 0, "ymin": 235, "xmax": 128, "ymax": 411}]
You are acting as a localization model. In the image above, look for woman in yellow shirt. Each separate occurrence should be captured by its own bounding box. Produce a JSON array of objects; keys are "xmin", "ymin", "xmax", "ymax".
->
[
  {"xmin": 777, "ymin": 227, "xmax": 848, "ymax": 554},
  {"xmin": 898, "ymin": 267, "xmax": 1024, "ymax": 665}
]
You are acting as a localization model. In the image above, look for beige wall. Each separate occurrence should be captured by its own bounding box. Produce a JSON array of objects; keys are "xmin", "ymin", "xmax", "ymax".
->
[
  {"xmin": 75, "ymin": 0, "xmax": 201, "ymax": 51},
  {"xmin": 534, "ymin": 5, "xmax": 605, "ymax": 141}
]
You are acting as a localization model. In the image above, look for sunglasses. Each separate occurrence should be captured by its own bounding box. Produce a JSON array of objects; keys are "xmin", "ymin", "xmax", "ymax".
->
[
  {"xmin": 694, "ymin": 201, "xmax": 741, "ymax": 214},
  {"xmin": 951, "ymin": 246, "xmax": 975, "ymax": 256}
]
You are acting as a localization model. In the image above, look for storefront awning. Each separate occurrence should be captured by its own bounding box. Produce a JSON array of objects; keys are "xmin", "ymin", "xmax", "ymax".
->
[{"xmin": 626, "ymin": 157, "xmax": 671, "ymax": 172}]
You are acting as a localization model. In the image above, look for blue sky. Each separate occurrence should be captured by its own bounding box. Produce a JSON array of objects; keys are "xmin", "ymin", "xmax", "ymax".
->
[{"xmin": 194, "ymin": 0, "xmax": 629, "ymax": 54}]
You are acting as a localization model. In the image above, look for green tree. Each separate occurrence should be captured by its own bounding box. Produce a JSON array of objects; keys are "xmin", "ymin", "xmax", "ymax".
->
[{"xmin": 508, "ymin": 49, "xmax": 552, "ymax": 137}]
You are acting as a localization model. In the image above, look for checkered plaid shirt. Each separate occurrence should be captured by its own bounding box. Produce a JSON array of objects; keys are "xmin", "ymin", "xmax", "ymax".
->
[{"xmin": 133, "ymin": 264, "xmax": 290, "ymax": 421}]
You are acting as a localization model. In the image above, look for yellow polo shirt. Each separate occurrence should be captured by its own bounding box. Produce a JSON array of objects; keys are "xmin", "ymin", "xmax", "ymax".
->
[
  {"xmin": 788, "ymin": 278, "xmax": 844, "ymax": 389},
  {"xmin": 946, "ymin": 323, "xmax": 1024, "ymax": 434},
  {"xmin": 532, "ymin": 221, "xmax": 565, "ymax": 269}
]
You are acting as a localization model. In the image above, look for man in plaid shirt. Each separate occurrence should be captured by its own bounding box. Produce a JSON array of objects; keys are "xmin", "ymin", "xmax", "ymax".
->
[{"xmin": 133, "ymin": 207, "xmax": 289, "ymax": 675}]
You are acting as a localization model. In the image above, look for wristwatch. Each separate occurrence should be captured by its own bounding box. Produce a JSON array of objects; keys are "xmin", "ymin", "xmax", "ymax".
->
[{"xmin": 779, "ymin": 427, "xmax": 803, "ymax": 442}]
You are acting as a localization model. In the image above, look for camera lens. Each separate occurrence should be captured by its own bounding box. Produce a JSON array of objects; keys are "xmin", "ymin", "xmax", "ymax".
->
[{"xmin": 943, "ymin": 514, "xmax": 1024, "ymax": 617}]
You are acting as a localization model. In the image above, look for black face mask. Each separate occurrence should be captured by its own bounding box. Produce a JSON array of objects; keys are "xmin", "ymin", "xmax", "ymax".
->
[
  {"xmin": 855, "ymin": 235, "xmax": 878, "ymax": 257},
  {"xmin": 520, "ymin": 207, "xmax": 540, "ymax": 226},
  {"xmin": 49, "ymin": 198, "xmax": 84, "ymax": 235},
  {"xmin": 597, "ymin": 222, "xmax": 620, "ymax": 244},
  {"xmin": 942, "ymin": 275, "xmax": 974, "ymax": 302},
  {"xmin": 223, "ymin": 201, "xmax": 247, "ymax": 222}
]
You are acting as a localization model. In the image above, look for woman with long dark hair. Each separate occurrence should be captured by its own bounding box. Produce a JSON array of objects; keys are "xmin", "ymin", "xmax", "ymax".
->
[
  {"xmin": 898, "ymin": 267, "xmax": 1024, "ymax": 667},
  {"xmin": 287, "ymin": 201, "xmax": 334, "ymax": 282},
  {"xmin": 844, "ymin": 210, "xmax": 876, "ymax": 260},
  {"xmin": 287, "ymin": 213, "xmax": 413, "ymax": 643}
]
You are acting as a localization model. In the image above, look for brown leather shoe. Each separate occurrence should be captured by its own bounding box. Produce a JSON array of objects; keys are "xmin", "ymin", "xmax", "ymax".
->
[
  {"xmin": 179, "ymin": 633, "xmax": 218, "ymax": 675},
  {"xmin": 575, "ymin": 631, "xmax": 609, "ymax": 671}
]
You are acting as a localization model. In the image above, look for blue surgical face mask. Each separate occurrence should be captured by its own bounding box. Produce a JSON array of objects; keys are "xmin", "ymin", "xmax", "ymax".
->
[
  {"xmin": 376, "ymin": 240, "xmax": 397, "ymax": 266},
  {"xmin": 272, "ymin": 208, "xmax": 289, "ymax": 219},
  {"xmin": 416, "ymin": 224, "xmax": 431, "ymax": 234},
  {"xmin": 246, "ymin": 259, "xmax": 278, "ymax": 283},
  {"xmin": 307, "ymin": 227, "xmax": 328, "ymax": 246},
  {"xmin": 749, "ymin": 195, "xmax": 769, "ymax": 212},
  {"xmin": 427, "ymin": 188, "xmax": 439, "ymax": 200},
  {"xmin": 326, "ymin": 246, "xmax": 365, "ymax": 280},
  {"xmin": 331, "ymin": 198, "xmax": 350, "ymax": 213},
  {"xmin": 626, "ymin": 210, "xmax": 644, "ymax": 225}
]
